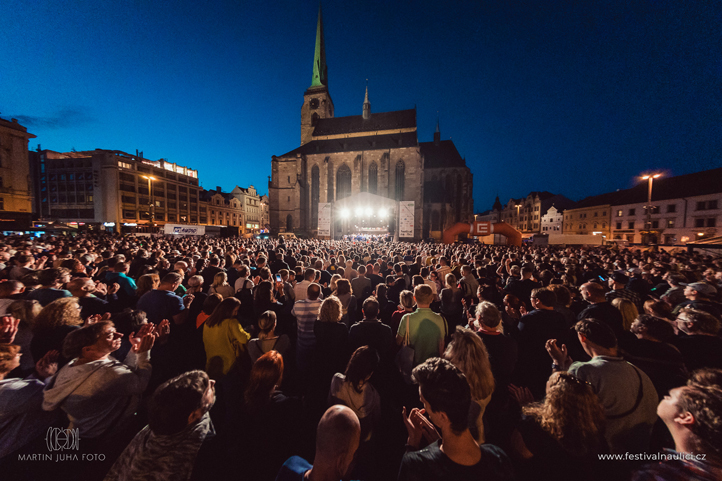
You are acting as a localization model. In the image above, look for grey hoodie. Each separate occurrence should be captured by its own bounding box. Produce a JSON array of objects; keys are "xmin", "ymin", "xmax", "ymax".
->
[{"xmin": 43, "ymin": 350, "xmax": 151, "ymax": 439}]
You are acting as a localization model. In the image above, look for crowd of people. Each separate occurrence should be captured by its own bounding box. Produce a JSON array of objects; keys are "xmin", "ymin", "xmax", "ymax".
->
[{"xmin": 0, "ymin": 231, "xmax": 720, "ymax": 481}]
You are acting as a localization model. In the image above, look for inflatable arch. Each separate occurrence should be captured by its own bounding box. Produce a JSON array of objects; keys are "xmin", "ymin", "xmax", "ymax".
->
[{"xmin": 442, "ymin": 221, "xmax": 522, "ymax": 246}]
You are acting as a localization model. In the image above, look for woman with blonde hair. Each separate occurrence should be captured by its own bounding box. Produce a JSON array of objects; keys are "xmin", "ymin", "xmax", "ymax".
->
[
  {"xmin": 135, "ymin": 273, "xmax": 160, "ymax": 300},
  {"xmin": 203, "ymin": 297, "xmax": 250, "ymax": 379},
  {"xmin": 30, "ymin": 297, "xmax": 84, "ymax": 365},
  {"xmin": 440, "ymin": 273, "xmax": 464, "ymax": 329},
  {"xmin": 511, "ymin": 371, "xmax": 608, "ymax": 480},
  {"xmin": 333, "ymin": 278, "xmax": 358, "ymax": 327},
  {"xmin": 443, "ymin": 325, "xmax": 495, "ymax": 443},
  {"xmin": 209, "ymin": 271, "xmax": 234, "ymax": 299},
  {"xmin": 611, "ymin": 297, "xmax": 640, "ymax": 351},
  {"xmin": 312, "ymin": 296, "xmax": 350, "ymax": 398},
  {"xmin": 611, "ymin": 297, "xmax": 638, "ymax": 332},
  {"xmin": 247, "ymin": 310, "xmax": 290, "ymax": 364}
]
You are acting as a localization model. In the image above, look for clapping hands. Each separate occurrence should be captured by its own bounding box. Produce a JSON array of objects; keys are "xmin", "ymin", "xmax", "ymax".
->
[
  {"xmin": 402, "ymin": 406, "xmax": 440, "ymax": 450},
  {"xmin": 545, "ymin": 339, "xmax": 571, "ymax": 368},
  {"xmin": 129, "ymin": 323, "xmax": 158, "ymax": 353},
  {"xmin": 36, "ymin": 350, "xmax": 59, "ymax": 378},
  {"xmin": 0, "ymin": 316, "xmax": 19, "ymax": 343},
  {"xmin": 508, "ymin": 384, "xmax": 535, "ymax": 406}
]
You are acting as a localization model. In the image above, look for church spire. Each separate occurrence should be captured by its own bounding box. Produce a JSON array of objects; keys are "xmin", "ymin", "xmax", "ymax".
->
[
  {"xmin": 362, "ymin": 81, "xmax": 370, "ymax": 120},
  {"xmin": 311, "ymin": 4, "xmax": 328, "ymax": 87},
  {"xmin": 434, "ymin": 113, "xmax": 440, "ymax": 145}
]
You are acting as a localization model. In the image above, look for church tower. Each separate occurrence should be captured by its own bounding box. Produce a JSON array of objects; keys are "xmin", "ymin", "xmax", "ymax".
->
[{"xmin": 301, "ymin": 5, "xmax": 334, "ymax": 145}]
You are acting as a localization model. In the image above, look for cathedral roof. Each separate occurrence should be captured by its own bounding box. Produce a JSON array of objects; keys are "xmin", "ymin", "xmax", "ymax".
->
[
  {"xmin": 419, "ymin": 139, "xmax": 466, "ymax": 168},
  {"xmin": 279, "ymin": 131, "xmax": 418, "ymax": 157},
  {"xmin": 312, "ymin": 109, "xmax": 416, "ymax": 136}
]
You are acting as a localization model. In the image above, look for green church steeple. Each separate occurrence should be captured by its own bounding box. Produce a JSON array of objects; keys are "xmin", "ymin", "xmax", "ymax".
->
[{"xmin": 311, "ymin": 4, "xmax": 328, "ymax": 87}]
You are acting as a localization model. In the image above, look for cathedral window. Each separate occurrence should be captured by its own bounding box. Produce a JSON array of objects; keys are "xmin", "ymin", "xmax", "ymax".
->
[
  {"xmin": 368, "ymin": 162, "xmax": 378, "ymax": 194},
  {"xmin": 311, "ymin": 165, "xmax": 320, "ymax": 229},
  {"xmin": 336, "ymin": 164, "xmax": 352, "ymax": 201},
  {"xmin": 395, "ymin": 161, "xmax": 405, "ymax": 201}
]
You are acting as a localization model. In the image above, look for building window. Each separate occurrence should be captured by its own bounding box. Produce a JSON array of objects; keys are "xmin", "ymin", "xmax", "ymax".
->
[
  {"xmin": 336, "ymin": 164, "xmax": 352, "ymax": 201},
  {"xmin": 594, "ymin": 212, "xmax": 598, "ymax": 217},
  {"xmin": 667, "ymin": 219, "xmax": 674, "ymax": 228},
  {"xmin": 695, "ymin": 218, "xmax": 705, "ymax": 228},
  {"xmin": 667, "ymin": 204, "xmax": 676, "ymax": 213},
  {"xmin": 628, "ymin": 221, "xmax": 634, "ymax": 229},
  {"xmin": 617, "ymin": 210, "xmax": 623, "ymax": 217},
  {"xmin": 395, "ymin": 161, "xmax": 405, "ymax": 201},
  {"xmin": 708, "ymin": 218, "xmax": 717, "ymax": 227},
  {"xmin": 651, "ymin": 220, "xmax": 659, "ymax": 229},
  {"xmin": 0, "ymin": 198, "xmax": 3, "ymax": 210},
  {"xmin": 368, "ymin": 162, "xmax": 378, "ymax": 194},
  {"xmin": 651, "ymin": 206, "xmax": 660, "ymax": 214},
  {"xmin": 616, "ymin": 222, "xmax": 622, "ymax": 229},
  {"xmin": 311, "ymin": 165, "xmax": 320, "ymax": 229},
  {"xmin": 629, "ymin": 209, "xmax": 636, "ymax": 216},
  {"xmin": 709, "ymin": 200, "xmax": 718, "ymax": 210},
  {"xmin": 696, "ymin": 201, "xmax": 706, "ymax": 211}
]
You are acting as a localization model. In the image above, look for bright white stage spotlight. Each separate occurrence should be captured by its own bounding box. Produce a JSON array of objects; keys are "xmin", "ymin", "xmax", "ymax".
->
[
  {"xmin": 354, "ymin": 207, "xmax": 364, "ymax": 217},
  {"xmin": 378, "ymin": 208, "xmax": 387, "ymax": 218},
  {"xmin": 365, "ymin": 207, "xmax": 373, "ymax": 217},
  {"xmin": 340, "ymin": 208, "xmax": 350, "ymax": 219}
]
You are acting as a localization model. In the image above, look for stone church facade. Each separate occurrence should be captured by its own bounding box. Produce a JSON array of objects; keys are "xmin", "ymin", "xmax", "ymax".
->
[{"xmin": 269, "ymin": 7, "xmax": 473, "ymax": 240}]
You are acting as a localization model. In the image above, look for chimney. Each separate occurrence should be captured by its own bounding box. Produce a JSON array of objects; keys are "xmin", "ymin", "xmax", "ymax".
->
[{"xmin": 216, "ymin": 186, "xmax": 222, "ymax": 193}]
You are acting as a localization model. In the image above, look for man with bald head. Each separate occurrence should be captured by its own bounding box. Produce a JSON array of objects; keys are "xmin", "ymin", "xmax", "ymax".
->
[
  {"xmin": 67, "ymin": 277, "xmax": 119, "ymax": 317},
  {"xmin": 275, "ymin": 405, "xmax": 361, "ymax": 481}
]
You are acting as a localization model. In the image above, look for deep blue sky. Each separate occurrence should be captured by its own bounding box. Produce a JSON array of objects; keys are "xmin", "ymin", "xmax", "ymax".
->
[{"xmin": 2, "ymin": 1, "xmax": 720, "ymax": 211}]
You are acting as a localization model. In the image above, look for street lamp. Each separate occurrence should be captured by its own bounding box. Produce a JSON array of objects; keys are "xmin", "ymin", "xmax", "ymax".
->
[
  {"xmin": 515, "ymin": 204, "xmax": 521, "ymax": 230},
  {"xmin": 141, "ymin": 176, "xmax": 156, "ymax": 227},
  {"xmin": 641, "ymin": 173, "xmax": 661, "ymax": 245}
]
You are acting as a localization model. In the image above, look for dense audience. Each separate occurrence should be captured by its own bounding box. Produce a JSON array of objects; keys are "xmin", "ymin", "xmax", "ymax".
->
[{"xmin": 0, "ymin": 231, "xmax": 721, "ymax": 480}]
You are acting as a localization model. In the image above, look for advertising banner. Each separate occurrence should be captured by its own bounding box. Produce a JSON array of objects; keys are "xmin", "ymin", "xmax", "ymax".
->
[
  {"xmin": 399, "ymin": 201, "xmax": 415, "ymax": 238},
  {"xmin": 164, "ymin": 224, "xmax": 205, "ymax": 236},
  {"xmin": 318, "ymin": 203, "xmax": 331, "ymax": 237}
]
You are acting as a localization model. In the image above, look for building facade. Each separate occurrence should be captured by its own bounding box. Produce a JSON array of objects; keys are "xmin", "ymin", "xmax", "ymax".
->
[
  {"xmin": 497, "ymin": 192, "xmax": 574, "ymax": 235},
  {"xmin": 31, "ymin": 149, "xmax": 200, "ymax": 232},
  {"xmin": 268, "ymin": 7, "xmax": 473, "ymax": 240},
  {"xmin": 609, "ymin": 168, "xmax": 722, "ymax": 244},
  {"xmin": 0, "ymin": 117, "xmax": 35, "ymax": 230},
  {"xmin": 200, "ymin": 185, "xmax": 262, "ymax": 234},
  {"xmin": 562, "ymin": 201, "xmax": 612, "ymax": 239},
  {"xmin": 540, "ymin": 205, "xmax": 564, "ymax": 233}
]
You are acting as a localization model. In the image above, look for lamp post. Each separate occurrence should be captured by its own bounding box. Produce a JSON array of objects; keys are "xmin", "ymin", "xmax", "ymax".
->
[
  {"xmin": 641, "ymin": 173, "xmax": 661, "ymax": 245},
  {"xmin": 141, "ymin": 175, "xmax": 156, "ymax": 228},
  {"xmin": 515, "ymin": 204, "xmax": 521, "ymax": 231}
]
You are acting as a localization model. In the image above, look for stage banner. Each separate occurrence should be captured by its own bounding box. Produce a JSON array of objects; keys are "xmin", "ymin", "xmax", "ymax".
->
[
  {"xmin": 318, "ymin": 203, "xmax": 331, "ymax": 236},
  {"xmin": 399, "ymin": 201, "xmax": 415, "ymax": 238}
]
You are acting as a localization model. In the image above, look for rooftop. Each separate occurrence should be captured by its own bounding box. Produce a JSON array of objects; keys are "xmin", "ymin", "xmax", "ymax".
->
[
  {"xmin": 312, "ymin": 109, "xmax": 416, "ymax": 136},
  {"xmin": 420, "ymin": 140, "xmax": 466, "ymax": 168}
]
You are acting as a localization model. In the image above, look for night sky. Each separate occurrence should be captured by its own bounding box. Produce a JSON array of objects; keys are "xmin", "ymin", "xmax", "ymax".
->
[{"xmin": 2, "ymin": 1, "xmax": 720, "ymax": 212}]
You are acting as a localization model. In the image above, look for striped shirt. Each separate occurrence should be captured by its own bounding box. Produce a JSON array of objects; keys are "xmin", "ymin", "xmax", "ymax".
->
[{"xmin": 292, "ymin": 298, "xmax": 323, "ymax": 353}]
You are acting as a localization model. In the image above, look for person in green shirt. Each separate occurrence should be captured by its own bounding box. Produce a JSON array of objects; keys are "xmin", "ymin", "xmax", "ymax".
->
[{"xmin": 396, "ymin": 284, "xmax": 447, "ymax": 366}]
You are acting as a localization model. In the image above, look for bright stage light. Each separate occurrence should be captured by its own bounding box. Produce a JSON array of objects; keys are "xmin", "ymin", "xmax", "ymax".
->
[
  {"xmin": 378, "ymin": 208, "xmax": 387, "ymax": 218},
  {"xmin": 340, "ymin": 208, "xmax": 350, "ymax": 219},
  {"xmin": 365, "ymin": 207, "xmax": 373, "ymax": 217},
  {"xmin": 355, "ymin": 207, "xmax": 363, "ymax": 217}
]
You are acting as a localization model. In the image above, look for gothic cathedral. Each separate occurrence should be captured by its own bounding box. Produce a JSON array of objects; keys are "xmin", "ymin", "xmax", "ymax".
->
[{"xmin": 269, "ymin": 6, "xmax": 474, "ymax": 240}]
